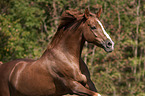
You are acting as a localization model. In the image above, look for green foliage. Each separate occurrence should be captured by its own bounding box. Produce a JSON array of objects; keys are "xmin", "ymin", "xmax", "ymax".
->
[
  {"xmin": 0, "ymin": 0, "xmax": 44, "ymax": 61},
  {"xmin": 0, "ymin": 0, "xmax": 145, "ymax": 95}
]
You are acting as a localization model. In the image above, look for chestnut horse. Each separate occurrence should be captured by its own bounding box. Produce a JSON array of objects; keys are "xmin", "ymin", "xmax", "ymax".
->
[{"xmin": 0, "ymin": 8, "xmax": 114, "ymax": 96}]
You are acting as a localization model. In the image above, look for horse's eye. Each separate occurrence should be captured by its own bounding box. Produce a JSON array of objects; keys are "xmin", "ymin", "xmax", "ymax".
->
[{"xmin": 91, "ymin": 26, "xmax": 96, "ymax": 30}]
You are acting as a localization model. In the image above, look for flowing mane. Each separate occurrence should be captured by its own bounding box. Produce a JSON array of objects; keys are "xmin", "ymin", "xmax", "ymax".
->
[
  {"xmin": 49, "ymin": 10, "xmax": 85, "ymax": 48},
  {"xmin": 58, "ymin": 9, "xmax": 84, "ymax": 31}
]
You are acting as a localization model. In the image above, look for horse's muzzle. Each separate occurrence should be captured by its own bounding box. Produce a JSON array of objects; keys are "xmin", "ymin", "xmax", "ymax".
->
[{"xmin": 103, "ymin": 39, "xmax": 114, "ymax": 53}]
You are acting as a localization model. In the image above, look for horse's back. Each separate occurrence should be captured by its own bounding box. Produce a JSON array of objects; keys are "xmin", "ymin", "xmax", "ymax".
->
[
  {"xmin": 0, "ymin": 59, "xmax": 35, "ymax": 82},
  {"xmin": 0, "ymin": 59, "xmax": 34, "ymax": 77},
  {"xmin": 0, "ymin": 59, "xmax": 34, "ymax": 96}
]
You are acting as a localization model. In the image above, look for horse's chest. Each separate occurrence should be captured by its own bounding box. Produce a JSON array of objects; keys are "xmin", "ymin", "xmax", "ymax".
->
[
  {"xmin": 49, "ymin": 50, "xmax": 83, "ymax": 81},
  {"xmin": 51, "ymin": 59, "xmax": 86, "ymax": 85}
]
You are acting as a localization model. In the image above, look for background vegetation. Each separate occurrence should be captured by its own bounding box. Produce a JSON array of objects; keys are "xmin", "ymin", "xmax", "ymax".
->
[{"xmin": 0, "ymin": 0, "xmax": 145, "ymax": 96}]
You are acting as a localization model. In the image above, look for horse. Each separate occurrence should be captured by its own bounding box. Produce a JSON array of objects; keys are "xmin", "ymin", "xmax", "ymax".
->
[{"xmin": 0, "ymin": 8, "xmax": 114, "ymax": 96}]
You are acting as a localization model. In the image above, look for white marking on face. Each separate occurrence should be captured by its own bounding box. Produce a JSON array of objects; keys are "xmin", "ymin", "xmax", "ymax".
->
[
  {"xmin": 96, "ymin": 19, "xmax": 114, "ymax": 48},
  {"xmin": 98, "ymin": 93, "xmax": 102, "ymax": 96}
]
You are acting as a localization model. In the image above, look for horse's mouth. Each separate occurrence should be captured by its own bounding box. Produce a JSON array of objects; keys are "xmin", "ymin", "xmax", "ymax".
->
[{"xmin": 103, "ymin": 47, "xmax": 114, "ymax": 53}]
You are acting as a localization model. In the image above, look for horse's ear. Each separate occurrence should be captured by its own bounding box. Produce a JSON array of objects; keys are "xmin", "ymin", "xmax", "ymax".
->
[
  {"xmin": 84, "ymin": 8, "xmax": 90, "ymax": 19},
  {"xmin": 96, "ymin": 8, "xmax": 102, "ymax": 18}
]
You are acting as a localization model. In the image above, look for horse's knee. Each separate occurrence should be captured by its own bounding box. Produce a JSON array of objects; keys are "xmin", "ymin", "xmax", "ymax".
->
[
  {"xmin": 76, "ymin": 73, "xmax": 87, "ymax": 86},
  {"xmin": 79, "ymin": 74, "xmax": 87, "ymax": 86}
]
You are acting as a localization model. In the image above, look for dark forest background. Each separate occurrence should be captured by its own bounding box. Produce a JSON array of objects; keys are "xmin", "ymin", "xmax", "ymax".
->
[{"xmin": 0, "ymin": 0, "xmax": 145, "ymax": 96}]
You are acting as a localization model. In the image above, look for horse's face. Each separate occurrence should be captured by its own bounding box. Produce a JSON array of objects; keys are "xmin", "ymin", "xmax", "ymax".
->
[{"xmin": 82, "ymin": 8, "xmax": 114, "ymax": 52}]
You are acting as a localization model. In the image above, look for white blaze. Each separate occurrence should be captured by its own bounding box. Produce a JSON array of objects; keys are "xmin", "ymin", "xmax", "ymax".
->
[
  {"xmin": 98, "ymin": 94, "xmax": 102, "ymax": 96},
  {"xmin": 96, "ymin": 19, "xmax": 114, "ymax": 48}
]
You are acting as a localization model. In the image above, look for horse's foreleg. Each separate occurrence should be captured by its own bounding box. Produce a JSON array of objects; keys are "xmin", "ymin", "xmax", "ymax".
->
[
  {"xmin": 85, "ymin": 78, "xmax": 98, "ymax": 92},
  {"xmin": 69, "ymin": 81, "xmax": 101, "ymax": 96},
  {"xmin": 79, "ymin": 59, "xmax": 97, "ymax": 92}
]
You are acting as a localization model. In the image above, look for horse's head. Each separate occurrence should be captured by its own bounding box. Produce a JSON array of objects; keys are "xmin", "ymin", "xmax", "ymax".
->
[{"xmin": 82, "ymin": 8, "xmax": 114, "ymax": 52}]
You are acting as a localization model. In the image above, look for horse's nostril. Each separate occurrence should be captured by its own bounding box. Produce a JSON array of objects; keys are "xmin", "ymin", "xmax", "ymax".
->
[
  {"xmin": 106, "ymin": 41, "xmax": 112, "ymax": 48},
  {"xmin": 108, "ymin": 42, "xmax": 112, "ymax": 46}
]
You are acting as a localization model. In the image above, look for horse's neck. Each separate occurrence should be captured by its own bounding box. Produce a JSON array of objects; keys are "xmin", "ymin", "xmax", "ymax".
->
[
  {"xmin": 44, "ymin": 23, "xmax": 85, "ymax": 60},
  {"xmin": 55, "ymin": 30, "xmax": 83, "ymax": 58}
]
